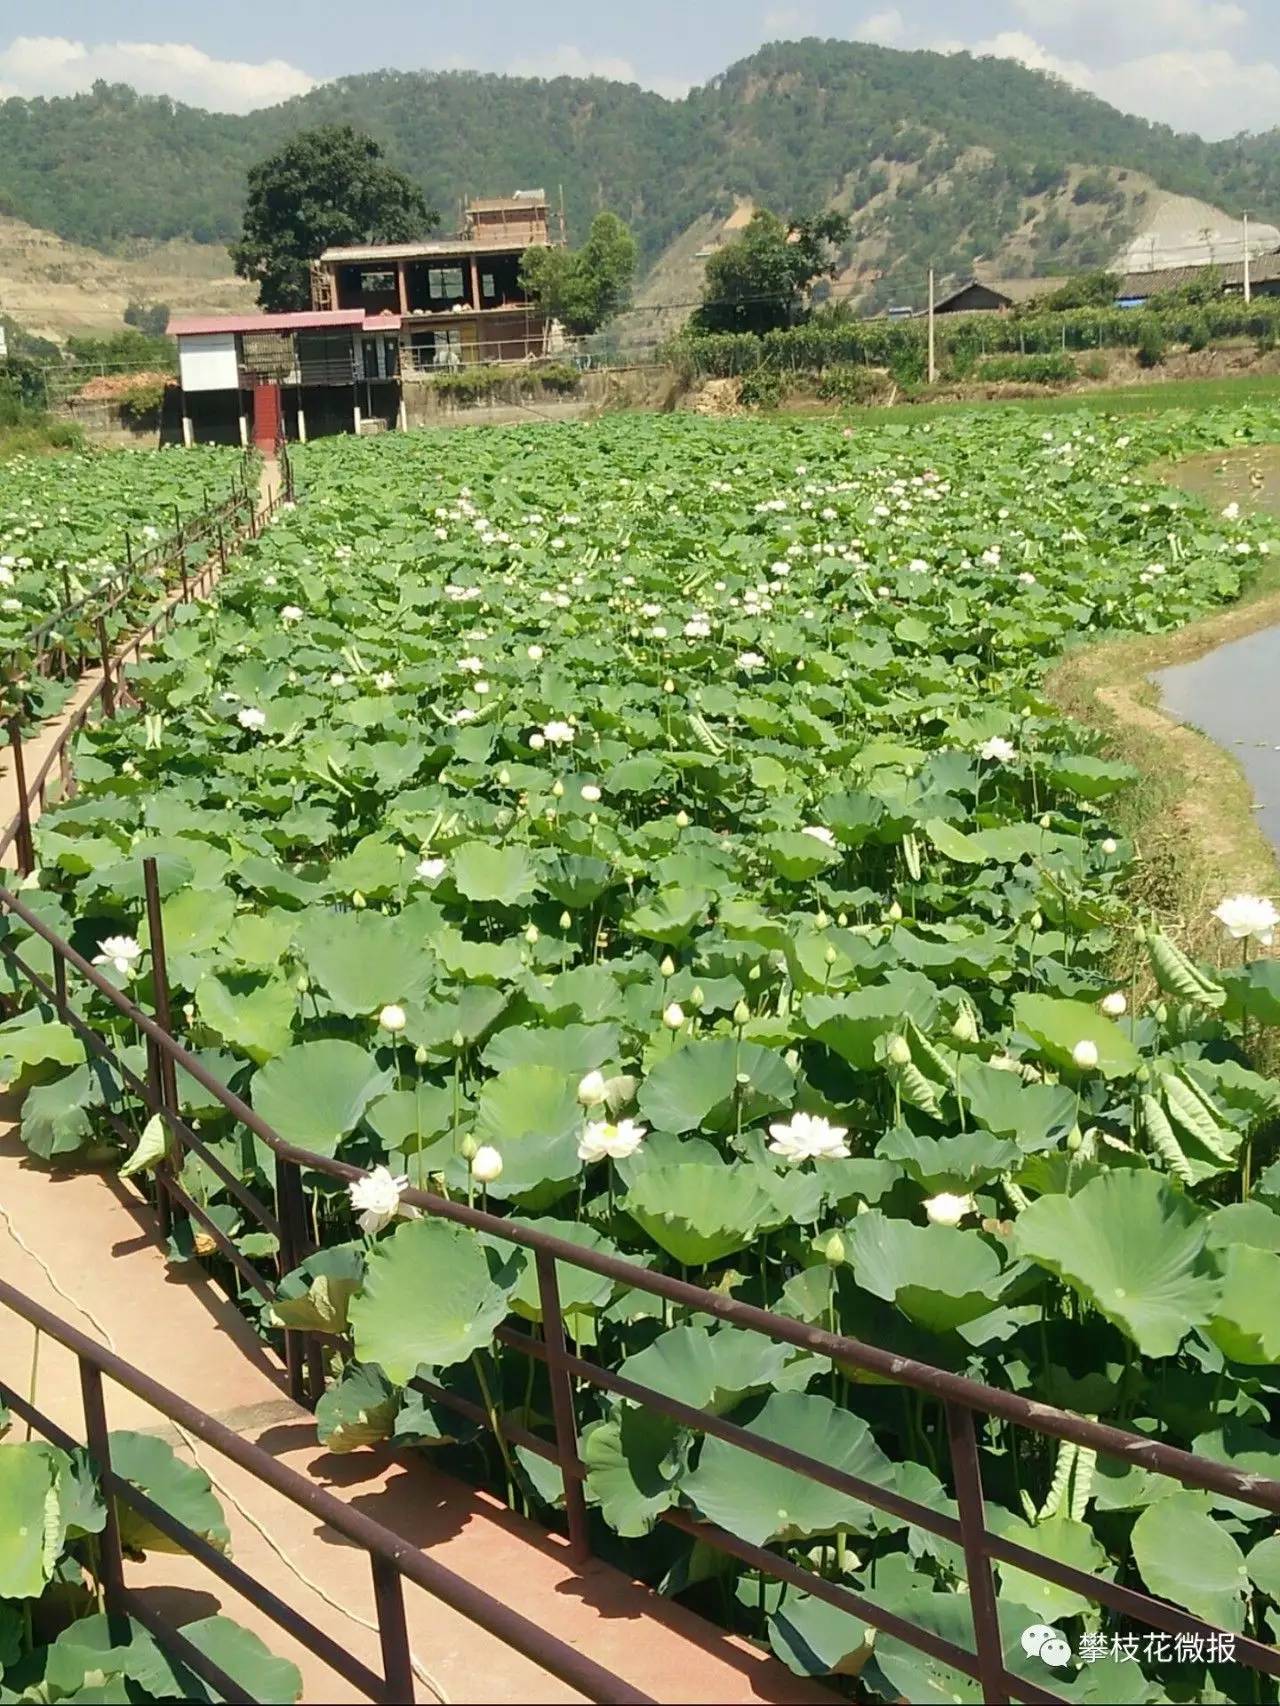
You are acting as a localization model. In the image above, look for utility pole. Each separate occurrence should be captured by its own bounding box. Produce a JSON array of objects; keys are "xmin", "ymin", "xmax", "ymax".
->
[
  {"xmin": 927, "ymin": 268, "xmax": 937, "ymax": 385},
  {"xmin": 1243, "ymin": 209, "xmax": 1253, "ymax": 304}
]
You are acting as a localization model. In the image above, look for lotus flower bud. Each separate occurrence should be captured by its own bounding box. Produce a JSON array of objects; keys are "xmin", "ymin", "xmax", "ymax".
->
[
  {"xmin": 785, "ymin": 1049, "xmax": 800, "ymax": 1070},
  {"xmin": 379, "ymin": 1003, "xmax": 407, "ymax": 1033},
  {"xmin": 820, "ymin": 1231, "xmax": 846, "ymax": 1267},
  {"xmin": 660, "ymin": 955, "xmax": 676, "ymax": 978},
  {"xmin": 663, "ymin": 678, "xmax": 675, "ymax": 693},
  {"xmin": 663, "ymin": 1002, "xmax": 685, "ymax": 1029},
  {"xmin": 498, "ymin": 767, "xmax": 511, "ymax": 785},
  {"xmin": 886, "ymin": 900, "xmax": 903, "ymax": 922},
  {"xmin": 1039, "ymin": 813, "xmax": 1052, "ymax": 829},
  {"xmin": 296, "ymin": 974, "xmax": 310, "ymax": 994},
  {"xmin": 551, "ymin": 778, "xmax": 565, "ymax": 798},
  {"xmin": 414, "ymin": 1044, "xmax": 429, "ymax": 1065},
  {"xmin": 1071, "ymin": 1039, "xmax": 1099, "ymax": 1071},
  {"xmin": 1154, "ymin": 1002, "xmax": 1168, "ymax": 1024},
  {"xmin": 1136, "ymin": 1063, "xmax": 1150, "ymax": 1084},
  {"xmin": 837, "ymin": 911, "xmax": 848, "ymax": 927},
  {"xmin": 1030, "ymin": 911, "xmax": 1043, "ymax": 930},
  {"xmin": 733, "ymin": 999, "xmax": 751, "ymax": 1026},
  {"xmin": 675, "ymin": 809, "xmax": 690, "ymax": 828},
  {"xmin": 748, "ymin": 963, "xmax": 762, "ymax": 981},
  {"xmin": 824, "ymin": 945, "xmax": 838, "ymax": 965},
  {"xmin": 689, "ymin": 985, "xmax": 705, "ymax": 1009},
  {"xmin": 1067, "ymin": 1126, "xmax": 1083, "ymax": 1152},
  {"xmin": 559, "ymin": 910, "xmax": 572, "ymax": 929},
  {"xmin": 577, "ymin": 1070, "xmax": 607, "ymax": 1106},
  {"xmin": 352, "ymin": 890, "xmax": 367, "ymax": 909},
  {"xmin": 1101, "ymin": 991, "xmax": 1126, "ymax": 1017},
  {"xmin": 459, "ymin": 1134, "xmax": 478, "ymax": 1160},
  {"xmin": 1101, "ymin": 837, "xmax": 1118, "ymax": 855},
  {"xmin": 524, "ymin": 922, "xmax": 540, "ymax": 944},
  {"xmin": 887, "ymin": 1034, "xmax": 912, "ymax": 1067},
  {"xmin": 815, "ymin": 908, "xmax": 830, "ymax": 928},
  {"xmin": 451, "ymin": 1029, "xmax": 465, "ymax": 1050},
  {"xmin": 951, "ymin": 1006, "xmax": 979, "ymax": 1043},
  {"xmin": 471, "ymin": 1145, "xmax": 504, "ymax": 1183}
]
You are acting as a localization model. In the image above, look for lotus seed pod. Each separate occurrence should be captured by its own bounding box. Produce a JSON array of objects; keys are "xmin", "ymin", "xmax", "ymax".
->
[
  {"xmin": 820, "ymin": 1231, "xmax": 846, "ymax": 1267},
  {"xmin": 414, "ymin": 1044, "xmax": 429, "ymax": 1065},
  {"xmin": 459, "ymin": 1134, "xmax": 479, "ymax": 1160},
  {"xmin": 559, "ymin": 910, "xmax": 572, "ymax": 930},
  {"xmin": 887, "ymin": 1034, "xmax": 912, "ymax": 1067},
  {"xmin": 659, "ymin": 955, "xmax": 676, "ymax": 978},
  {"xmin": 733, "ymin": 999, "xmax": 751, "ymax": 1026}
]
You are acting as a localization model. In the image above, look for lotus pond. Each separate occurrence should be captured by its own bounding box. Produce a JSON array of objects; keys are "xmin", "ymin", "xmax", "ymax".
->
[{"xmin": 8, "ymin": 406, "xmax": 1280, "ymax": 1702}]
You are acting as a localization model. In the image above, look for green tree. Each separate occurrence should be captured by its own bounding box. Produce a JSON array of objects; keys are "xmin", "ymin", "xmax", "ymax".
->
[
  {"xmin": 124, "ymin": 300, "xmax": 170, "ymax": 336},
  {"xmin": 693, "ymin": 209, "xmax": 852, "ymax": 334},
  {"xmin": 521, "ymin": 213, "xmax": 637, "ymax": 335},
  {"xmin": 1042, "ymin": 270, "xmax": 1121, "ymax": 310},
  {"xmin": 230, "ymin": 125, "xmax": 437, "ymax": 312}
]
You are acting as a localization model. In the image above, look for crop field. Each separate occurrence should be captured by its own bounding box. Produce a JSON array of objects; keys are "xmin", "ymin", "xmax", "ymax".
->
[
  {"xmin": 7, "ymin": 407, "xmax": 1280, "ymax": 1698},
  {"xmin": 0, "ymin": 444, "xmax": 245, "ymax": 686}
]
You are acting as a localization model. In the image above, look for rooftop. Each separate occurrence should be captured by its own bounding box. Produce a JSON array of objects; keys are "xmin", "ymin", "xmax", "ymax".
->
[
  {"xmin": 169, "ymin": 310, "xmax": 398, "ymax": 336},
  {"xmin": 320, "ymin": 236, "xmax": 551, "ymax": 264}
]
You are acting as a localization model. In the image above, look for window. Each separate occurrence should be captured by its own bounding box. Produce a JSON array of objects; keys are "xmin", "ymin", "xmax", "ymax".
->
[
  {"xmin": 359, "ymin": 269, "xmax": 397, "ymax": 295},
  {"xmin": 482, "ymin": 273, "xmax": 496, "ymax": 300},
  {"xmin": 428, "ymin": 266, "xmax": 467, "ymax": 303},
  {"xmin": 383, "ymin": 336, "xmax": 399, "ymax": 377}
]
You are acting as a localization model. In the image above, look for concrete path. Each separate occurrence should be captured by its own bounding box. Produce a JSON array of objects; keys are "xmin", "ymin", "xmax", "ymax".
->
[{"xmin": 0, "ymin": 457, "xmax": 832, "ymax": 1705}]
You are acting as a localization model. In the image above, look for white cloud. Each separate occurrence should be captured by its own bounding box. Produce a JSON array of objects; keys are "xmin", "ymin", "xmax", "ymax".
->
[
  {"xmin": 1013, "ymin": 0, "xmax": 1246, "ymax": 56},
  {"xmin": 857, "ymin": 9, "xmax": 908, "ymax": 46},
  {"xmin": 960, "ymin": 27, "xmax": 1280, "ymax": 138},
  {"xmin": 504, "ymin": 43, "xmax": 692, "ymax": 98},
  {"xmin": 0, "ymin": 35, "xmax": 315, "ymax": 112}
]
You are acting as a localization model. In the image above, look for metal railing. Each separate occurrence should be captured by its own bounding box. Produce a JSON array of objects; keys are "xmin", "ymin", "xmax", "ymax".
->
[
  {"xmin": 0, "ymin": 477, "xmax": 1277, "ymax": 1704},
  {"xmin": 0, "ymin": 1277, "xmax": 645, "ymax": 1706}
]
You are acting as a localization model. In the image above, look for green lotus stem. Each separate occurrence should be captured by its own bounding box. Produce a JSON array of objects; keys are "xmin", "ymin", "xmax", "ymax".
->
[
  {"xmin": 24, "ymin": 1326, "xmax": 39, "ymax": 1442},
  {"xmin": 472, "ymin": 1349, "xmax": 518, "ymax": 1508}
]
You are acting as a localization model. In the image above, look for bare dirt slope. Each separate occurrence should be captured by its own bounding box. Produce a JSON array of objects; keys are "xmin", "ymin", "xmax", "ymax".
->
[{"xmin": 0, "ymin": 215, "xmax": 253, "ymax": 343}]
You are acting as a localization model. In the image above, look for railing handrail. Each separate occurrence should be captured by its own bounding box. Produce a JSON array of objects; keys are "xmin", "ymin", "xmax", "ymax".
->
[{"xmin": 0, "ymin": 1274, "xmax": 647, "ymax": 1706}]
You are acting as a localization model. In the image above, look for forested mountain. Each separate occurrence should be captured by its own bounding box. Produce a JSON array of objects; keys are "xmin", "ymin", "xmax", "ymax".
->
[{"xmin": 3, "ymin": 38, "xmax": 1280, "ymax": 304}]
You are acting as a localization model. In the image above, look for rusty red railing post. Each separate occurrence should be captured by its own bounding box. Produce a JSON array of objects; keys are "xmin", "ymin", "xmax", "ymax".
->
[
  {"xmin": 7, "ymin": 718, "xmax": 35, "ymax": 875},
  {"xmin": 536, "ymin": 1250, "xmax": 591, "ymax": 1562},
  {"xmin": 79, "ymin": 1360, "xmax": 129, "ymax": 1637},
  {"xmin": 370, "ymin": 1556, "xmax": 416, "ymax": 1702},
  {"xmin": 273, "ymin": 1153, "xmax": 312, "ymax": 1408},
  {"xmin": 945, "ymin": 1401, "xmax": 1006, "ymax": 1704},
  {"xmin": 96, "ymin": 616, "xmax": 115, "ymax": 718}
]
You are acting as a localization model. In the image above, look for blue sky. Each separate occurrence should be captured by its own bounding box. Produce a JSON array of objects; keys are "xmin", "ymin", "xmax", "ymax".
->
[{"xmin": 0, "ymin": 1, "xmax": 1277, "ymax": 137}]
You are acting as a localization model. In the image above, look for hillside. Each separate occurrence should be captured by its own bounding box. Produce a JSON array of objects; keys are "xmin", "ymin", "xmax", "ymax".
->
[{"xmin": 6, "ymin": 40, "xmax": 1280, "ymax": 324}]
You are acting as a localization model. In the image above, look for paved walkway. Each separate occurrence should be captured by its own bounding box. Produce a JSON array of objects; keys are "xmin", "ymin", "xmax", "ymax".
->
[{"xmin": 0, "ymin": 459, "xmax": 831, "ymax": 1706}]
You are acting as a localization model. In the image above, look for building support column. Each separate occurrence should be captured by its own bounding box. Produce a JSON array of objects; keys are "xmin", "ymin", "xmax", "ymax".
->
[
  {"xmin": 296, "ymin": 401, "xmax": 307, "ymax": 443},
  {"xmin": 181, "ymin": 411, "xmax": 194, "ymax": 448},
  {"xmin": 397, "ymin": 392, "xmax": 407, "ymax": 432},
  {"xmin": 353, "ymin": 398, "xmax": 362, "ymax": 435},
  {"xmin": 397, "ymin": 261, "xmax": 409, "ymax": 315},
  {"xmin": 238, "ymin": 406, "xmax": 249, "ymax": 448},
  {"xmin": 470, "ymin": 257, "xmax": 481, "ymax": 310}
]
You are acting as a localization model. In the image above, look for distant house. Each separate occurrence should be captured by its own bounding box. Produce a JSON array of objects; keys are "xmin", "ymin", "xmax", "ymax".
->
[
  {"xmin": 931, "ymin": 277, "xmax": 1068, "ymax": 315},
  {"xmin": 170, "ymin": 192, "xmax": 563, "ymax": 445},
  {"xmin": 309, "ymin": 190, "xmax": 557, "ymax": 374}
]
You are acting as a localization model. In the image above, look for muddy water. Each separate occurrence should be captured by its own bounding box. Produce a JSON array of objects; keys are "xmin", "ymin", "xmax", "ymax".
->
[{"xmin": 1152, "ymin": 446, "xmax": 1280, "ymax": 846}]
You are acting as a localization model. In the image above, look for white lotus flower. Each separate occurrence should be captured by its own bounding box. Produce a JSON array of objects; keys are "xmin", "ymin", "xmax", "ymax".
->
[
  {"xmin": 1100, "ymin": 992, "xmax": 1127, "ymax": 1017},
  {"xmin": 379, "ymin": 1004, "xmax": 407, "ymax": 1033},
  {"xmin": 471, "ymin": 1145, "xmax": 504, "ymax": 1184},
  {"xmin": 373, "ymin": 671, "xmax": 396, "ymax": 691},
  {"xmin": 577, "ymin": 1069, "xmax": 608, "ymax": 1107},
  {"xmin": 1222, "ymin": 501, "xmax": 1240, "ymax": 520},
  {"xmin": 93, "ymin": 935, "xmax": 142, "ymax": 977},
  {"xmin": 527, "ymin": 644, "xmax": 544, "ymax": 661},
  {"xmin": 1072, "ymin": 1039, "xmax": 1100, "ymax": 1071},
  {"xmin": 923, "ymin": 1191, "xmax": 976, "ymax": 1227},
  {"xmin": 662, "ymin": 1002, "xmax": 686, "ymax": 1029},
  {"xmin": 683, "ymin": 616, "xmax": 712, "ymax": 639},
  {"xmin": 578, "ymin": 1119, "xmax": 647, "ymax": 1163},
  {"xmin": 280, "ymin": 605, "xmax": 303, "ymax": 624},
  {"xmin": 542, "ymin": 720, "xmax": 575, "ymax": 745},
  {"xmin": 416, "ymin": 856, "xmax": 446, "ymax": 881},
  {"xmin": 529, "ymin": 731, "xmax": 546, "ymax": 750},
  {"xmin": 1101, "ymin": 837, "xmax": 1118, "ymax": 855},
  {"xmin": 801, "ymin": 825, "xmax": 836, "ymax": 846},
  {"xmin": 348, "ymin": 1166, "xmax": 420, "ymax": 1235},
  {"xmin": 581, "ymin": 783, "xmax": 602, "ymax": 803},
  {"xmin": 237, "ymin": 707, "xmax": 266, "ymax": 731},
  {"xmin": 457, "ymin": 656, "xmax": 484, "ymax": 673},
  {"xmin": 979, "ymin": 736, "xmax": 1016, "ymax": 763},
  {"xmin": 736, "ymin": 651, "xmax": 766, "ymax": 671},
  {"xmin": 767, "ymin": 1111, "xmax": 850, "ymax": 1162},
  {"xmin": 1213, "ymin": 893, "xmax": 1279, "ymax": 946}
]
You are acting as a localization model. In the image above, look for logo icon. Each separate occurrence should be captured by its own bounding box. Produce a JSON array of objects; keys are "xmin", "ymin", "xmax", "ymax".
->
[{"xmin": 1021, "ymin": 1624, "xmax": 1072, "ymax": 1667}]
